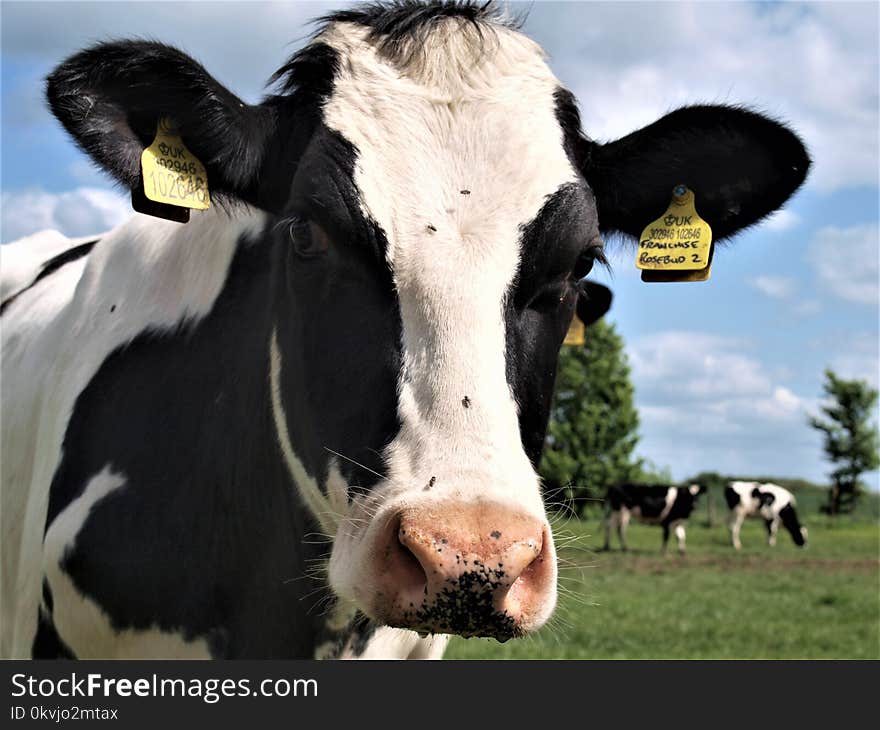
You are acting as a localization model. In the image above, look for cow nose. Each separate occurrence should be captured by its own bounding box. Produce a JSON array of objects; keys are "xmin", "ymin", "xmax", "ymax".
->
[{"xmin": 377, "ymin": 501, "xmax": 555, "ymax": 640}]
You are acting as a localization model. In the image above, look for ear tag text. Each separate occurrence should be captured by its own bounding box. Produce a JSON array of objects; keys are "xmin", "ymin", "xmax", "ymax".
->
[
  {"xmin": 139, "ymin": 117, "xmax": 210, "ymax": 212},
  {"xmin": 563, "ymin": 315, "xmax": 585, "ymax": 346},
  {"xmin": 637, "ymin": 185, "xmax": 713, "ymax": 283}
]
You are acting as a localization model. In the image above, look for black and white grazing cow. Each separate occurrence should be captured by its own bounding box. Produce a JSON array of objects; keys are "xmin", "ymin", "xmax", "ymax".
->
[
  {"xmin": 1, "ymin": 2, "xmax": 809, "ymax": 658},
  {"xmin": 725, "ymin": 481, "xmax": 807, "ymax": 550},
  {"xmin": 603, "ymin": 484, "xmax": 706, "ymax": 554}
]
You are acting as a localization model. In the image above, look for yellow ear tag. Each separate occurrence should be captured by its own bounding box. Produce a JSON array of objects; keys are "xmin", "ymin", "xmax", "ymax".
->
[
  {"xmin": 140, "ymin": 118, "xmax": 210, "ymax": 210},
  {"xmin": 563, "ymin": 315, "xmax": 585, "ymax": 346},
  {"xmin": 637, "ymin": 185, "xmax": 713, "ymax": 283}
]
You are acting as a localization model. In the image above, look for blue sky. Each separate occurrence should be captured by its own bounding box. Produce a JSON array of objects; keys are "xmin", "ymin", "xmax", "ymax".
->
[{"xmin": 2, "ymin": 1, "xmax": 878, "ymax": 489}]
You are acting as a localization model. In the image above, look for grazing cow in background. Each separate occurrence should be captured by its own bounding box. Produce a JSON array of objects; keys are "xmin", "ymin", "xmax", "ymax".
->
[
  {"xmin": 725, "ymin": 482, "xmax": 807, "ymax": 550},
  {"xmin": 1, "ymin": 1, "xmax": 809, "ymax": 658},
  {"xmin": 603, "ymin": 484, "xmax": 706, "ymax": 554}
]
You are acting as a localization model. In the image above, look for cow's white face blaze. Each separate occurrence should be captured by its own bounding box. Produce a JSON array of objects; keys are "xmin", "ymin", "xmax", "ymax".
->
[{"xmin": 317, "ymin": 21, "xmax": 576, "ymax": 635}]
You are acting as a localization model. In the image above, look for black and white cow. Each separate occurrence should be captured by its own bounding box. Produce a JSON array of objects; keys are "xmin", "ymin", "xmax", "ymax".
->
[
  {"xmin": 1, "ymin": 2, "xmax": 809, "ymax": 658},
  {"xmin": 603, "ymin": 484, "xmax": 707, "ymax": 554},
  {"xmin": 725, "ymin": 481, "xmax": 807, "ymax": 550}
]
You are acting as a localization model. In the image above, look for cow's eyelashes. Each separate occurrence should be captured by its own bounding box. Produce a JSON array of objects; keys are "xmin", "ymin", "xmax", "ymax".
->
[
  {"xmin": 287, "ymin": 219, "xmax": 332, "ymax": 259},
  {"xmin": 573, "ymin": 241, "xmax": 607, "ymax": 280}
]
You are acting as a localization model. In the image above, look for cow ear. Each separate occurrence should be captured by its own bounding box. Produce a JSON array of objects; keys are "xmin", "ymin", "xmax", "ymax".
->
[
  {"xmin": 576, "ymin": 281, "xmax": 612, "ymax": 327},
  {"xmin": 46, "ymin": 41, "xmax": 277, "ymax": 209},
  {"xmin": 583, "ymin": 105, "xmax": 810, "ymax": 241}
]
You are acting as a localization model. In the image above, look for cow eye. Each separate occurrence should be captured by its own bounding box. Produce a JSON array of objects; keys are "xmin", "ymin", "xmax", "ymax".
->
[
  {"xmin": 288, "ymin": 219, "xmax": 331, "ymax": 259},
  {"xmin": 573, "ymin": 237, "xmax": 606, "ymax": 280}
]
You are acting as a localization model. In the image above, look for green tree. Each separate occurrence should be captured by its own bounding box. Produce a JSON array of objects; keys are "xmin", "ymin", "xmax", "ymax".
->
[
  {"xmin": 808, "ymin": 369, "xmax": 880, "ymax": 515},
  {"xmin": 540, "ymin": 319, "xmax": 640, "ymax": 516}
]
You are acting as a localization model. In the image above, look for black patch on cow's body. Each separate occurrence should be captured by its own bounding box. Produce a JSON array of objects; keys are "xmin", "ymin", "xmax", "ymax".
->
[
  {"xmin": 32, "ymin": 611, "xmax": 76, "ymax": 659},
  {"xmin": 608, "ymin": 484, "xmax": 665, "ymax": 518},
  {"xmin": 724, "ymin": 485, "xmax": 741, "ymax": 509},
  {"xmin": 272, "ymin": 123, "xmax": 400, "ymax": 494},
  {"xmin": 43, "ymin": 234, "xmax": 331, "ymax": 658},
  {"xmin": 1, "ymin": 239, "xmax": 97, "ymax": 316},
  {"xmin": 32, "ymin": 581, "xmax": 75, "ymax": 659}
]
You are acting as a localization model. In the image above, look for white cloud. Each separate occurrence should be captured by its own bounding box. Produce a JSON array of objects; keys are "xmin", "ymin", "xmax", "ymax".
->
[
  {"xmin": 762, "ymin": 209, "xmax": 802, "ymax": 232},
  {"xmin": 1, "ymin": 187, "xmax": 130, "ymax": 242},
  {"xmin": 829, "ymin": 334, "xmax": 880, "ymax": 388},
  {"xmin": 627, "ymin": 330, "xmax": 822, "ymax": 477},
  {"xmin": 749, "ymin": 275, "xmax": 797, "ymax": 300},
  {"xmin": 807, "ymin": 223, "xmax": 879, "ymax": 305},
  {"xmin": 754, "ymin": 386, "xmax": 807, "ymax": 421},
  {"xmin": 793, "ymin": 300, "xmax": 823, "ymax": 317},
  {"xmin": 629, "ymin": 331, "xmax": 772, "ymax": 401},
  {"xmin": 525, "ymin": 1, "xmax": 879, "ymax": 194}
]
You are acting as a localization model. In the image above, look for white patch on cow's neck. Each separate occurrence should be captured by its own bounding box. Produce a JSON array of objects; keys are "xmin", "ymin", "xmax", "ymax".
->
[
  {"xmin": 319, "ymin": 20, "xmax": 575, "ymax": 518},
  {"xmin": 43, "ymin": 467, "xmax": 212, "ymax": 658}
]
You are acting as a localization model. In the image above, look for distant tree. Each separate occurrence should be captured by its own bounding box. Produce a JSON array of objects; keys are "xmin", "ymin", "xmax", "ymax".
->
[
  {"xmin": 540, "ymin": 318, "xmax": 640, "ymax": 516},
  {"xmin": 689, "ymin": 471, "xmax": 727, "ymax": 493},
  {"xmin": 808, "ymin": 369, "xmax": 880, "ymax": 515}
]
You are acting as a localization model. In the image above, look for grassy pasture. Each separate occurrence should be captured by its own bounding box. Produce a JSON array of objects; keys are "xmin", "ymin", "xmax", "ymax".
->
[{"xmin": 446, "ymin": 504, "xmax": 879, "ymax": 659}]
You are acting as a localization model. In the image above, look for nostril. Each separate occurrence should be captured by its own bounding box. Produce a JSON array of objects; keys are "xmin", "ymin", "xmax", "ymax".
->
[
  {"xmin": 397, "ymin": 528, "xmax": 426, "ymax": 583},
  {"xmin": 503, "ymin": 527, "xmax": 553, "ymax": 616},
  {"xmin": 387, "ymin": 517, "xmax": 428, "ymax": 601}
]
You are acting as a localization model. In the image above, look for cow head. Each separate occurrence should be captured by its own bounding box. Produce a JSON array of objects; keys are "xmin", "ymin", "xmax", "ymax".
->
[
  {"xmin": 689, "ymin": 484, "xmax": 707, "ymax": 497},
  {"xmin": 779, "ymin": 505, "xmax": 808, "ymax": 547},
  {"xmin": 46, "ymin": 2, "xmax": 809, "ymax": 640}
]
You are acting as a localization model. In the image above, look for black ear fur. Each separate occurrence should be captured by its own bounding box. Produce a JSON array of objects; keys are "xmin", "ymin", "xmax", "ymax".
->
[
  {"xmin": 46, "ymin": 41, "xmax": 276, "ymax": 206},
  {"xmin": 576, "ymin": 281, "xmax": 612, "ymax": 326},
  {"xmin": 584, "ymin": 105, "xmax": 810, "ymax": 241}
]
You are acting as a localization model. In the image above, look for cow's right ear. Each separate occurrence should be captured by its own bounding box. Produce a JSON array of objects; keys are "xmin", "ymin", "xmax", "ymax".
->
[{"xmin": 46, "ymin": 41, "xmax": 278, "ymax": 209}]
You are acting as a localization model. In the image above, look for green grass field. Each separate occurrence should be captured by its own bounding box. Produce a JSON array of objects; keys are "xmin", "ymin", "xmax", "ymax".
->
[{"xmin": 446, "ymin": 505, "xmax": 880, "ymax": 659}]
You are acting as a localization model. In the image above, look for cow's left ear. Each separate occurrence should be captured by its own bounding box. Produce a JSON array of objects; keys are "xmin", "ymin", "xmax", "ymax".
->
[
  {"xmin": 576, "ymin": 281, "xmax": 612, "ymax": 326},
  {"xmin": 583, "ymin": 105, "xmax": 810, "ymax": 241},
  {"xmin": 46, "ymin": 41, "xmax": 277, "ymax": 209}
]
